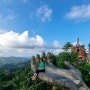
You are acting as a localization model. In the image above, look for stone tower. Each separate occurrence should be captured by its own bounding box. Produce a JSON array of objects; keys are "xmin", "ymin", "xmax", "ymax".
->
[{"xmin": 71, "ymin": 38, "xmax": 87, "ymax": 60}]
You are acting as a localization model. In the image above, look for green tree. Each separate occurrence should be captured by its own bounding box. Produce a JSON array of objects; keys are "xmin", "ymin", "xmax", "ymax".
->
[
  {"xmin": 78, "ymin": 61, "xmax": 90, "ymax": 86},
  {"xmin": 57, "ymin": 52, "xmax": 71, "ymax": 68},
  {"xmin": 51, "ymin": 53, "xmax": 57, "ymax": 66},
  {"xmin": 56, "ymin": 52, "xmax": 90, "ymax": 88},
  {"xmin": 70, "ymin": 51, "xmax": 79, "ymax": 64},
  {"xmin": 56, "ymin": 51, "xmax": 79, "ymax": 68},
  {"xmin": 63, "ymin": 42, "xmax": 72, "ymax": 51}
]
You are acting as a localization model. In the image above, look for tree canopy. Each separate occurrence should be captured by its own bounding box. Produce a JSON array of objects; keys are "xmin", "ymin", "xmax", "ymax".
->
[{"xmin": 62, "ymin": 42, "xmax": 72, "ymax": 51}]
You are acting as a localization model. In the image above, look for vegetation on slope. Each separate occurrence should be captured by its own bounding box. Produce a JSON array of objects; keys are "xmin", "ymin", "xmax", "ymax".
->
[
  {"xmin": 0, "ymin": 67, "xmax": 52, "ymax": 90},
  {"xmin": 0, "ymin": 52, "xmax": 90, "ymax": 90}
]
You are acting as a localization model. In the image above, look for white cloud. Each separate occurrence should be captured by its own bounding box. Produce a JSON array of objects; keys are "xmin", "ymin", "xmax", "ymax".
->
[
  {"xmin": 6, "ymin": 14, "xmax": 16, "ymax": 20},
  {"xmin": 0, "ymin": 29, "xmax": 7, "ymax": 34},
  {"xmin": 53, "ymin": 40, "xmax": 60, "ymax": 48},
  {"xmin": 36, "ymin": 5, "xmax": 52, "ymax": 22},
  {"xmin": 66, "ymin": 4, "xmax": 90, "ymax": 22},
  {"xmin": 52, "ymin": 49, "xmax": 64, "ymax": 55},
  {"xmin": 0, "ymin": 30, "xmax": 61, "ymax": 57},
  {"xmin": 6, "ymin": 9, "xmax": 16, "ymax": 20},
  {"xmin": 0, "ymin": 9, "xmax": 16, "ymax": 22},
  {"xmin": 0, "ymin": 9, "xmax": 16, "ymax": 28},
  {"xmin": 0, "ymin": 31, "xmax": 45, "ymax": 48},
  {"xmin": 22, "ymin": 0, "xmax": 29, "ymax": 3}
]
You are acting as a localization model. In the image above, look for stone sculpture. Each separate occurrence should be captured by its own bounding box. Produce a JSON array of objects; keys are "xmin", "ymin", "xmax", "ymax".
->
[
  {"xmin": 36, "ymin": 54, "xmax": 40, "ymax": 68},
  {"xmin": 41, "ymin": 52, "xmax": 47, "ymax": 64},
  {"xmin": 31, "ymin": 52, "xmax": 90, "ymax": 90}
]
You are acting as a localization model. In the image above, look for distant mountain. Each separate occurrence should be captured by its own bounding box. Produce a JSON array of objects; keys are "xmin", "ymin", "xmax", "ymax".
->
[
  {"xmin": 0, "ymin": 57, "xmax": 30, "ymax": 66},
  {"xmin": 0, "ymin": 57, "xmax": 31, "ymax": 72}
]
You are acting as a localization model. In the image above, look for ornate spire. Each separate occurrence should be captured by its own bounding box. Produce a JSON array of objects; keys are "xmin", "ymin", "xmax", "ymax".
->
[{"xmin": 76, "ymin": 38, "xmax": 80, "ymax": 47}]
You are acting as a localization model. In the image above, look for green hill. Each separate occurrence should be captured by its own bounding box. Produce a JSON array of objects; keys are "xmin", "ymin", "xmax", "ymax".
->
[
  {"xmin": 0, "ymin": 57, "xmax": 30, "ymax": 72},
  {"xmin": 0, "ymin": 57, "xmax": 30, "ymax": 66},
  {"xmin": 0, "ymin": 67, "xmax": 52, "ymax": 90}
]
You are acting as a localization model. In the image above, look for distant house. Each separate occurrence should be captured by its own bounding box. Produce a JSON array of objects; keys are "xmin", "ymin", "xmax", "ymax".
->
[{"xmin": 71, "ymin": 38, "xmax": 87, "ymax": 60}]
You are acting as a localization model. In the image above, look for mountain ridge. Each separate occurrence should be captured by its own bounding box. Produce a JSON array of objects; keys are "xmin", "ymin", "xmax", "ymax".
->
[{"xmin": 0, "ymin": 57, "xmax": 31, "ymax": 72}]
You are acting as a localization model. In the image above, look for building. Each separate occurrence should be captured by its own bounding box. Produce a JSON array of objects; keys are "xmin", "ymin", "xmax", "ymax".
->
[{"xmin": 71, "ymin": 38, "xmax": 87, "ymax": 60}]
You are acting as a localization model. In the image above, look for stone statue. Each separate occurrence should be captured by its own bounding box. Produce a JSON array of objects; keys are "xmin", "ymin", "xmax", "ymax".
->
[
  {"xmin": 41, "ymin": 52, "xmax": 47, "ymax": 64},
  {"xmin": 36, "ymin": 54, "xmax": 40, "ymax": 68},
  {"xmin": 47, "ymin": 52, "xmax": 52, "ymax": 64},
  {"xmin": 31, "ymin": 56, "xmax": 36, "ymax": 72},
  {"xmin": 31, "ymin": 52, "xmax": 90, "ymax": 90}
]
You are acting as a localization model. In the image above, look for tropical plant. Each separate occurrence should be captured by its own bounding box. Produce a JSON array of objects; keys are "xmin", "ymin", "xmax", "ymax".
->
[
  {"xmin": 56, "ymin": 52, "xmax": 71, "ymax": 68},
  {"xmin": 77, "ymin": 61, "xmax": 90, "ymax": 86},
  {"xmin": 63, "ymin": 42, "xmax": 72, "ymax": 51}
]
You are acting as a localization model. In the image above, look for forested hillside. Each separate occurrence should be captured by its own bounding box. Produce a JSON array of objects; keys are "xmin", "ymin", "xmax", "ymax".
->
[
  {"xmin": 0, "ymin": 57, "xmax": 30, "ymax": 66},
  {"xmin": 0, "ymin": 57, "xmax": 52, "ymax": 90},
  {"xmin": 0, "ymin": 57, "xmax": 30, "ymax": 72},
  {"xmin": 0, "ymin": 67, "xmax": 52, "ymax": 90},
  {"xmin": 0, "ymin": 52, "xmax": 90, "ymax": 90}
]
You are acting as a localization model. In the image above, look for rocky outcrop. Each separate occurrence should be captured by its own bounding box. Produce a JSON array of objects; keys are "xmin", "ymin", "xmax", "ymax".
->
[{"xmin": 31, "ymin": 52, "xmax": 90, "ymax": 90}]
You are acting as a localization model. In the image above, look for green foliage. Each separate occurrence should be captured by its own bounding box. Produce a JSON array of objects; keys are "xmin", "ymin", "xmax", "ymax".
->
[
  {"xmin": 0, "ymin": 60, "xmax": 30, "ymax": 72},
  {"xmin": 77, "ymin": 61, "xmax": 90, "ymax": 86},
  {"xmin": 56, "ymin": 52, "xmax": 79, "ymax": 68},
  {"xmin": 69, "ymin": 51, "xmax": 79, "ymax": 63},
  {"xmin": 0, "ymin": 67, "xmax": 52, "ymax": 90},
  {"xmin": 0, "ymin": 51, "xmax": 90, "ymax": 89},
  {"xmin": 56, "ymin": 51, "xmax": 90, "ymax": 87},
  {"xmin": 63, "ymin": 42, "xmax": 72, "ymax": 51},
  {"xmin": 51, "ymin": 53, "xmax": 57, "ymax": 66},
  {"xmin": 0, "ymin": 69, "xmax": 14, "ymax": 90},
  {"xmin": 57, "ymin": 52, "xmax": 71, "ymax": 68}
]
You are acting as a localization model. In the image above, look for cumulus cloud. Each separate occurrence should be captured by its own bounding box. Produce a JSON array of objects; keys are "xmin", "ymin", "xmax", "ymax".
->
[
  {"xmin": 0, "ymin": 29, "xmax": 7, "ymax": 34},
  {"xmin": 0, "ymin": 30, "xmax": 61, "ymax": 57},
  {"xmin": 0, "ymin": 31, "xmax": 45, "ymax": 48},
  {"xmin": 66, "ymin": 4, "xmax": 90, "ymax": 22},
  {"xmin": 36, "ymin": 5, "xmax": 52, "ymax": 22}
]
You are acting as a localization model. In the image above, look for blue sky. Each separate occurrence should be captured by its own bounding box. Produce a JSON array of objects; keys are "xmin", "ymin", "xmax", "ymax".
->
[{"xmin": 0, "ymin": 0, "xmax": 90, "ymax": 57}]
